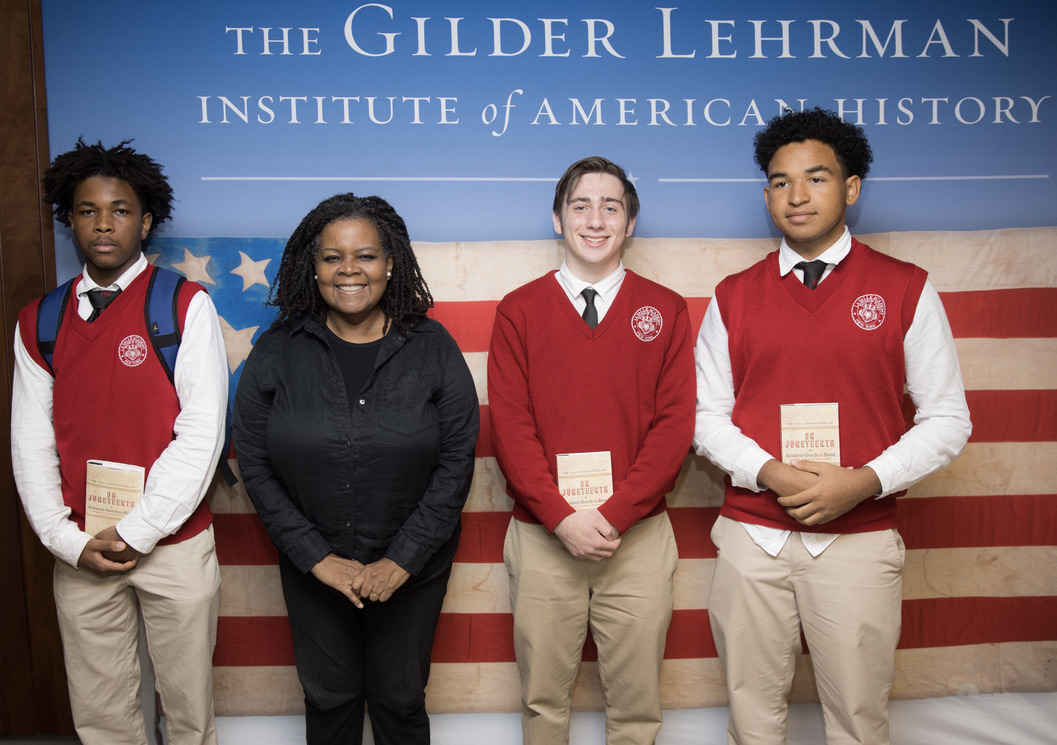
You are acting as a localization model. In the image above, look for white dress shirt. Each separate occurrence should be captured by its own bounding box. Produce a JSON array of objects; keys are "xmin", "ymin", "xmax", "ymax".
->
[
  {"xmin": 11, "ymin": 255, "xmax": 229, "ymax": 566},
  {"xmin": 693, "ymin": 228, "xmax": 972, "ymax": 556},
  {"xmin": 556, "ymin": 261, "xmax": 626, "ymax": 323}
]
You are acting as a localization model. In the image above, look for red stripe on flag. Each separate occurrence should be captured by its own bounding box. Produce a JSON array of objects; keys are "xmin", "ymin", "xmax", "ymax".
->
[
  {"xmin": 213, "ymin": 597, "xmax": 1057, "ymax": 666},
  {"xmin": 903, "ymin": 390, "xmax": 1057, "ymax": 443},
  {"xmin": 669, "ymin": 507, "xmax": 721, "ymax": 559},
  {"xmin": 942, "ymin": 289, "xmax": 1057, "ymax": 339},
  {"xmin": 214, "ymin": 494, "xmax": 1057, "ymax": 567},
  {"xmin": 687, "ymin": 296, "xmax": 710, "ymax": 338},
  {"xmin": 429, "ymin": 301, "xmax": 498, "ymax": 353},
  {"xmin": 430, "ymin": 290, "xmax": 1057, "ymax": 354},
  {"xmin": 663, "ymin": 608, "xmax": 718, "ymax": 659},
  {"xmin": 214, "ymin": 616, "xmax": 295, "ymax": 666},
  {"xmin": 899, "ymin": 494, "xmax": 1057, "ymax": 549},
  {"xmin": 214, "ymin": 513, "xmax": 278, "ymax": 565},
  {"xmin": 900, "ymin": 596, "xmax": 1057, "ymax": 648},
  {"xmin": 432, "ymin": 611, "xmax": 514, "ymax": 663},
  {"xmin": 964, "ymin": 390, "xmax": 1057, "ymax": 443},
  {"xmin": 453, "ymin": 512, "xmax": 511, "ymax": 563}
]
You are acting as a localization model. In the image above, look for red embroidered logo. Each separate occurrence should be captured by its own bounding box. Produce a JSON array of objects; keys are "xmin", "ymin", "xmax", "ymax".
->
[
  {"xmin": 631, "ymin": 306, "xmax": 663, "ymax": 342},
  {"xmin": 851, "ymin": 294, "xmax": 886, "ymax": 331},
  {"xmin": 118, "ymin": 335, "xmax": 149, "ymax": 367}
]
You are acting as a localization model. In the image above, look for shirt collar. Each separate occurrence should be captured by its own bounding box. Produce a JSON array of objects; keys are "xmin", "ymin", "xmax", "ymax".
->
[
  {"xmin": 78, "ymin": 254, "xmax": 149, "ymax": 296},
  {"xmin": 557, "ymin": 260, "xmax": 625, "ymax": 302},
  {"xmin": 777, "ymin": 228, "xmax": 852, "ymax": 277}
]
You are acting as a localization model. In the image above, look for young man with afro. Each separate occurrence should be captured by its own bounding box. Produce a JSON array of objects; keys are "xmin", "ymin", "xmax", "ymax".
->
[
  {"xmin": 11, "ymin": 139, "xmax": 228, "ymax": 745},
  {"xmin": 694, "ymin": 109, "xmax": 971, "ymax": 744}
]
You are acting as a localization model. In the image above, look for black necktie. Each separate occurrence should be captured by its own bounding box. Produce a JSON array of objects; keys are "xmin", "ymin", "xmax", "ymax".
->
[
  {"xmin": 86, "ymin": 287, "xmax": 121, "ymax": 322},
  {"xmin": 581, "ymin": 288, "xmax": 599, "ymax": 329},
  {"xmin": 795, "ymin": 260, "xmax": 827, "ymax": 289}
]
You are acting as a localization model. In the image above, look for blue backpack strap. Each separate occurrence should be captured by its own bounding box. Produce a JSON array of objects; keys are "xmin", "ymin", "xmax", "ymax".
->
[
  {"xmin": 145, "ymin": 267, "xmax": 185, "ymax": 385},
  {"xmin": 35, "ymin": 278, "xmax": 77, "ymax": 375},
  {"xmin": 145, "ymin": 266, "xmax": 239, "ymax": 487}
]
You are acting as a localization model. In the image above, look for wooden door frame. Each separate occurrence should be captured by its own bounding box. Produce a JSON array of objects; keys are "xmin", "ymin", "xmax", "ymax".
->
[{"xmin": 0, "ymin": 0, "xmax": 74, "ymax": 734}]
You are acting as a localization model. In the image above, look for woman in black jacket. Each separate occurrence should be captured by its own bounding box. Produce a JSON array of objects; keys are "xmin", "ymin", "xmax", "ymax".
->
[{"xmin": 233, "ymin": 193, "xmax": 479, "ymax": 745}]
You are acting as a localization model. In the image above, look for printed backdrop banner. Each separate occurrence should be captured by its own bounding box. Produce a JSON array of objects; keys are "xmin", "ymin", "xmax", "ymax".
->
[
  {"xmin": 39, "ymin": 0, "xmax": 1057, "ymax": 717},
  {"xmin": 42, "ymin": 1, "xmax": 1055, "ymax": 256}
]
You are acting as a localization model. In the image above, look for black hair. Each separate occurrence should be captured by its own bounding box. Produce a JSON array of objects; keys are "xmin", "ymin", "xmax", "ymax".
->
[
  {"xmin": 270, "ymin": 193, "xmax": 433, "ymax": 337},
  {"xmin": 753, "ymin": 108, "xmax": 873, "ymax": 181},
  {"xmin": 41, "ymin": 137, "xmax": 173, "ymax": 232},
  {"xmin": 553, "ymin": 156, "xmax": 640, "ymax": 221}
]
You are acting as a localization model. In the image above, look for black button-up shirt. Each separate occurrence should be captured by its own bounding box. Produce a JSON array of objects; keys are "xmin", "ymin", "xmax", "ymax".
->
[{"xmin": 233, "ymin": 316, "xmax": 479, "ymax": 587}]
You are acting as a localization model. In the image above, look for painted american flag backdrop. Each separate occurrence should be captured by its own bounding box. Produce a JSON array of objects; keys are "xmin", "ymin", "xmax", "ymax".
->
[{"xmin": 148, "ymin": 225, "xmax": 1057, "ymax": 716}]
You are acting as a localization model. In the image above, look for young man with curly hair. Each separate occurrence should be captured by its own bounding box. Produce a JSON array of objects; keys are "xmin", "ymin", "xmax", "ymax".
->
[
  {"xmin": 694, "ymin": 109, "xmax": 972, "ymax": 744},
  {"xmin": 11, "ymin": 139, "xmax": 227, "ymax": 745}
]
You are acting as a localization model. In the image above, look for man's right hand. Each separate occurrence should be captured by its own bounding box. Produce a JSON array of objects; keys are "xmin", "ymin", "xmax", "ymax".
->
[
  {"xmin": 757, "ymin": 458, "xmax": 818, "ymax": 498},
  {"xmin": 77, "ymin": 538, "xmax": 139, "ymax": 575},
  {"xmin": 553, "ymin": 510, "xmax": 621, "ymax": 561}
]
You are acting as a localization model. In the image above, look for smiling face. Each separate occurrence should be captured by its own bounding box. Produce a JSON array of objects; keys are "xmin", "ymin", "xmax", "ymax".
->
[
  {"xmin": 69, "ymin": 176, "xmax": 152, "ymax": 286},
  {"xmin": 764, "ymin": 139, "xmax": 861, "ymax": 261},
  {"xmin": 314, "ymin": 217, "xmax": 394, "ymax": 341},
  {"xmin": 553, "ymin": 171, "xmax": 636, "ymax": 283}
]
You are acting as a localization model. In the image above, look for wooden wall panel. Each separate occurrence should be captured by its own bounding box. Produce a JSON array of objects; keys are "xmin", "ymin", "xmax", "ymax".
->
[{"xmin": 0, "ymin": 0, "xmax": 72, "ymax": 734}]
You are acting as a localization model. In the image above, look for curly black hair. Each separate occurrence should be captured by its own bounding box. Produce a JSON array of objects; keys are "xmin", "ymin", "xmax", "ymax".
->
[
  {"xmin": 270, "ymin": 193, "xmax": 433, "ymax": 337},
  {"xmin": 41, "ymin": 137, "xmax": 174, "ymax": 232},
  {"xmin": 754, "ymin": 108, "xmax": 873, "ymax": 181}
]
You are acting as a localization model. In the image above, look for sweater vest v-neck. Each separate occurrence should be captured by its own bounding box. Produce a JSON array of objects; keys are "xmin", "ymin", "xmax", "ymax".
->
[
  {"xmin": 21, "ymin": 267, "xmax": 212, "ymax": 543},
  {"xmin": 717, "ymin": 240, "xmax": 927, "ymax": 534}
]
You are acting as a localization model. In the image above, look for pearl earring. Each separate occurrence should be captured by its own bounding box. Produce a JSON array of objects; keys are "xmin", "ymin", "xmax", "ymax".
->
[
  {"xmin": 387, "ymin": 271, "xmax": 392, "ymax": 279},
  {"xmin": 314, "ymin": 274, "xmax": 318, "ymax": 280}
]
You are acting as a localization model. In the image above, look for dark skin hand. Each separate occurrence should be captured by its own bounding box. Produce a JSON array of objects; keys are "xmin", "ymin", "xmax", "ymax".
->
[
  {"xmin": 352, "ymin": 557, "xmax": 411, "ymax": 603},
  {"xmin": 77, "ymin": 525, "xmax": 140, "ymax": 575},
  {"xmin": 311, "ymin": 553, "xmax": 367, "ymax": 608},
  {"xmin": 758, "ymin": 458, "xmax": 882, "ymax": 526}
]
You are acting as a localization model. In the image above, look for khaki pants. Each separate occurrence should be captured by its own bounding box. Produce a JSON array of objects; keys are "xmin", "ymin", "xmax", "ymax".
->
[
  {"xmin": 504, "ymin": 512, "xmax": 679, "ymax": 745},
  {"xmin": 53, "ymin": 526, "xmax": 221, "ymax": 745},
  {"xmin": 708, "ymin": 516, "xmax": 904, "ymax": 745}
]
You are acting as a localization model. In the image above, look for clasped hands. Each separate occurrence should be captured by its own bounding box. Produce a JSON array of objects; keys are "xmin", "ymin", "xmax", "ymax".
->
[
  {"xmin": 760, "ymin": 458, "xmax": 882, "ymax": 526},
  {"xmin": 311, "ymin": 553, "xmax": 410, "ymax": 608},
  {"xmin": 77, "ymin": 524, "xmax": 141, "ymax": 575},
  {"xmin": 553, "ymin": 509, "xmax": 621, "ymax": 561}
]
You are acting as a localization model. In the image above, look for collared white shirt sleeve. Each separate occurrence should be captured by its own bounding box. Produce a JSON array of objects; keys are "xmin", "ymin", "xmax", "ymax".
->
[
  {"xmin": 118, "ymin": 289, "xmax": 227, "ymax": 553},
  {"xmin": 11, "ymin": 259, "xmax": 228, "ymax": 564},
  {"xmin": 12, "ymin": 327, "xmax": 86, "ymax": 567},
  {"xmin": 692, "ymin": 297, "xmax": 774, "ymax": 490},
  {"xmin": 865, "ymin": 279, "xmax": 972, "ymax": 495}
]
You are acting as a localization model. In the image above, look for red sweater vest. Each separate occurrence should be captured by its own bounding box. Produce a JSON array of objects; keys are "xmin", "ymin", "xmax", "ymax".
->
[
  {"xmin": 19, "ymin": 267, "xmax": 212, "ymax": 543},
  {"xmin": 717, "ymin": 240, "xmax": 927, "ymax": 533},
  {"xmin": 489, "ymin": 271, "xmax": 696, "ymax": 533}
]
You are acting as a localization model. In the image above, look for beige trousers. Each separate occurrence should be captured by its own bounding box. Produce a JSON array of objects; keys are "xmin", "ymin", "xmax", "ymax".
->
[
  {"xmin": 53, "ymin": 525, "xmax": 221, "ymax": 745},
  {"xmin": 708, "ymin": 516, "xmax": 905, "ymax": 745},
  {"xmin": 504, "ymin": 512, "xmax": 679, "ymax": 745}
]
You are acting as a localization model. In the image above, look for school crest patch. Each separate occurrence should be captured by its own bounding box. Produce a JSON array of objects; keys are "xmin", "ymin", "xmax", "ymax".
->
[
  {"xmin": 118, "ymin": 335, "xmax": 149, "ymax": 367},
  {"xmin": 631, "ymin": 306, "xmax": 663, "ymax": 342},
  {"xmin": 851, "ymin": 294, "xmax": 886, "ymax": 331}
]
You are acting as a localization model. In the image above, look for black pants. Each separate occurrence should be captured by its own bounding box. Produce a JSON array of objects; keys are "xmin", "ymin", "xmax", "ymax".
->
[{"xmin": 279, "ymin": 554, "xmax": 451, "ymax": 745}]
